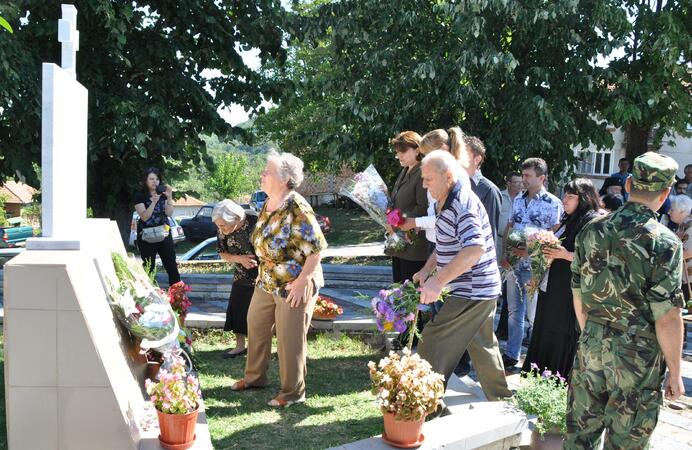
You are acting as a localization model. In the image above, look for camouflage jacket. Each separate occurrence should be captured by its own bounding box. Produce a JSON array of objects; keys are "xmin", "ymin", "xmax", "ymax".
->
[{"xmin": 571, "ymin": 202, "xmax": 684, "ymax": 332}]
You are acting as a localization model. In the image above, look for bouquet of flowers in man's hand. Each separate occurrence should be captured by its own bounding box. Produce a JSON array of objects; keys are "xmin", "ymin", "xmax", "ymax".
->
[
  {"xmin": 526, "ymin": 229, "xmax": 561, "ymax": 296},
  {"xmin": 340, "ymin": 165, "xmax": 412, "ymax": 253},
  {"xmin": 502, "ymin": 229, "xmax": 526, "ymax": 282},
  {"xmin": 366, "ymin": 279, "xmax": 446, "ymax": 350}
]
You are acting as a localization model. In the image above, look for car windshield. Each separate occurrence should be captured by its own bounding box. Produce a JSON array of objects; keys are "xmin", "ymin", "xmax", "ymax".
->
[
  {"xmin": 254, "ymin": 191, "xmax": 267, "ymax": 201},
  {"xmin": 198, "ymin": 207, "xmax": 212, "ymax": 218}
]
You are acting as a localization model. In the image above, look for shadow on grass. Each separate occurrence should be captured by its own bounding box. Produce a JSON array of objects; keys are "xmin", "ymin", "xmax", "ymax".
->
[
  {"xmin": 196, "ymin": 346, "xmax": 384, "ymax": 450},
  {"xmin": 197, "ymin": 347, "xmax": 380, "ymax": 395},
  {"xmin": 210, "ymin": 415, "xmax": 382, "ymax": 450}
]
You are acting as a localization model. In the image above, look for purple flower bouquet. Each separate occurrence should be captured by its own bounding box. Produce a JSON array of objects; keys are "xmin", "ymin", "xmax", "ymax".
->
[{"xmin": 367, "ymin": 280, "xmax": 444, "ymax": 350}]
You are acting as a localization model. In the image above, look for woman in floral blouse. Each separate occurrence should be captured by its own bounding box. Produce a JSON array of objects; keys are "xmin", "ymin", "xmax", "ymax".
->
[
  {"xmin": 230, "ymin": 150, "xmax": 327, "ymax": 407},
  {"xmin": 213, "ymin": 200, "xmax": 258, "ymax": 358}
]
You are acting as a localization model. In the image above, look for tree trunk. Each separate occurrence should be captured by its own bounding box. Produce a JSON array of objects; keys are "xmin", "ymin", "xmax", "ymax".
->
[{"xmin": 624, "ymin": 124, "xmax": 652, "ymax": 162}]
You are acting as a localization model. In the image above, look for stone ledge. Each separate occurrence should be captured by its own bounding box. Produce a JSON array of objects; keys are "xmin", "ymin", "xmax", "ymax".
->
[{"xmin": 329, "ymin": 402, "xmax": 527, "ymax": 450}]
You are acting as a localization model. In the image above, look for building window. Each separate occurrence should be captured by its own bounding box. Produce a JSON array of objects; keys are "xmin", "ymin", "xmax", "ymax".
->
[{"xmin": 577, "ymin": 150, "xmax": 612, "ymax": 175}]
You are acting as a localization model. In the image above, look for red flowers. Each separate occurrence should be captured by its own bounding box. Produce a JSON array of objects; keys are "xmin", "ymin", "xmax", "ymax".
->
[
  {"xmin": 386, "ymin": 208, "xmax": 405, "ymax": 227},
  {"xmin": 168, "ymin": 281, "xmax": 192, "ymax": 318}
]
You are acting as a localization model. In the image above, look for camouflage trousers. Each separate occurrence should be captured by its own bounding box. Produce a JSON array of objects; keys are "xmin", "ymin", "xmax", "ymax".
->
[{"xmin": 565, "ymin": 320, "xmax": 664, "ymax": 450}]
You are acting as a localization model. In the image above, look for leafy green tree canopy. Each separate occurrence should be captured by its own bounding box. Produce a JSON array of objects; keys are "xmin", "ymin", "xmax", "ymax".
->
[
  {"xmin": 258, "ymin": 0, "xmax": 689, "ymax": 184},
  {"xmin": 0, "ymin": 1, "xmax": 286, "ymax": 236}
]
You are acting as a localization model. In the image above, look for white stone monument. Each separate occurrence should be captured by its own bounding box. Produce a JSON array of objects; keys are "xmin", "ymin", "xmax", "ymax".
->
[
  {"xmin": 26, "ymin": 4, "xmax": 87, "ymax": 251},
  {"xmin": 5, "ymin": 6, "xmax": 212, "ymax": 449}
]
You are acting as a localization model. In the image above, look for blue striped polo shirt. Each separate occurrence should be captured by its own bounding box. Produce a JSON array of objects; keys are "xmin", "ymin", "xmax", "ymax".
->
[{"xmin": 436, "ymin": 181, "xmax": 502, "ymax": 300}]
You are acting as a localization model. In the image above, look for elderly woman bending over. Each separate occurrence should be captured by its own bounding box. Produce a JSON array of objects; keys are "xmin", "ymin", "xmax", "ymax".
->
[
  {"xmin": 230, "ymin": 150, "xmax": 327, "ymax": 407},
  {"xmin": 213, "ymin": 200, "xmax": 259, "ymax": 358},
  {"xmin": 670, "ymin": 194, "xmax": 692, "ymax": 300}
]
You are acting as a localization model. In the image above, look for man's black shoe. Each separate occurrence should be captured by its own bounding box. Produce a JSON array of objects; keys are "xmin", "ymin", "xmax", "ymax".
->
[{"xmin": 502, "ymin": 354, "xmax": 518, "ymax": 369}]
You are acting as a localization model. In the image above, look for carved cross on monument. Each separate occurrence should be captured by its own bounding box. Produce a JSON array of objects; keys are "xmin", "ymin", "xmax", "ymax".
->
[
  {"xmin": 58, "ymin": 4, "xmax": 79, "ymax": 77},
  {"xmin": 26, "ymin": 4, "xmax": 88, "ymax": 251}
]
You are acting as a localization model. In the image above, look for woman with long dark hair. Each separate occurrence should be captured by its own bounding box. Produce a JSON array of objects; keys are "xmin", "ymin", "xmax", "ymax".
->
[
  {"xmin": 133, "ymin": 167, "xmax": 181, "ymax": 285},
  {"xmin": 521, "ymin": 178, "xmax": 601, "ymax": 379}
]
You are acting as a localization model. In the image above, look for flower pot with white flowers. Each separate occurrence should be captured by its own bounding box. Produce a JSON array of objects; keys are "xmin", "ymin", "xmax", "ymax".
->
[{"xmin": 368, "ymin": 349, "xmax": 445, "ymax": 448}]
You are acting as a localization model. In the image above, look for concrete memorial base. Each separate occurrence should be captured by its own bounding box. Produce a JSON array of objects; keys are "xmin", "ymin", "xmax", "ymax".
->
[{"xmin": 4, "ymin": 219, "xmax": 212, "ymax": 450}]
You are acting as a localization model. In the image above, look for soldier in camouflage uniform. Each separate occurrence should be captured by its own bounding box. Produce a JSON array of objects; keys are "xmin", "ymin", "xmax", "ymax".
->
[{"xmin": 566, "ymin": 152, "xmax": 686, "ymax": 449}]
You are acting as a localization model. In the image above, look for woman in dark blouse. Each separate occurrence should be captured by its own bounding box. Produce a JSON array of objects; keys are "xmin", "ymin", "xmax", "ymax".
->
[
  {"xmin": 213, "ymin": 200, "xmax": 259, "ymax": 358},
  {"xmin": 133, "ymin": 167, "xmax": 180, "ymax": 285},
  {"xmin": 522, "ymin": 179, "xmax": 602, "ymax": 380}
]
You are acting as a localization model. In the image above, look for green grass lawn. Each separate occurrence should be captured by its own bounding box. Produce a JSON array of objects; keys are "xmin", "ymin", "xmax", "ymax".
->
[
  {"xmin": 315, "ymin": 206, "xmax": 382, "ymax": 247},
  {"xmin": 192, "ymin": 330, "xmax": 385, "ymax": 450},
  {"xmin": 0, "ymin": 329, "xmax": 382, "ymax": 450}
]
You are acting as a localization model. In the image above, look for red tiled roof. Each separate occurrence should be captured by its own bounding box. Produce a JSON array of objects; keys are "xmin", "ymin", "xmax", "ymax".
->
[
  {"xmin": 0, "ymin": 181, "xmax": 38, "ymax": 205},
  {"xmin": 297, "ymin": 167, "xmax": 356, "ymax": 196},
  {"xmin": 172, "ymin": 194, "xmax": 205, "ymax": 207}
]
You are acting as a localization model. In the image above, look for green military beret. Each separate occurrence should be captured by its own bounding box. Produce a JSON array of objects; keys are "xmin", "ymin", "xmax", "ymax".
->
[{"xmin": 631, "ymin": 151, "xmax": 678, "ymax": 192}]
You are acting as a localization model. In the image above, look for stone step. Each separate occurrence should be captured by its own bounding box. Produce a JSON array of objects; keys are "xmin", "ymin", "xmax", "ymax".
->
[{"xmin": 330, "ymin": 374, "xmax": 527, "ymax": 449}]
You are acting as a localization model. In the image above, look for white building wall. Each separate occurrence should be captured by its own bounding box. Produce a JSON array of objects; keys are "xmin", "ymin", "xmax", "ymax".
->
[{"xmin": 574, "ymin": 127, "xmax": 692, "ymax": 190}]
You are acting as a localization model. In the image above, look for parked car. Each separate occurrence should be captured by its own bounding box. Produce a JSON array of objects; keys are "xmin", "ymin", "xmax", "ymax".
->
[
  {"xmin": 249, "ymin": 190, "xmax": 267, "ymax": 212},
  {"xmin": 179, "ymin": 204, "xmax": 217, "ymax": 241},
  {"xmin": 128, "ymin": 213, "xmax": 185, "ymax": 247},
  {"xmin": 179, "ymin": 237, "xmax": 219, "ymax": 262},
  {"xmin": 0, "ymin": 224, "xmax": 34, "ymax": 248},
  {"xmin": 178, "ymin": 213, "xmax": 331, "ymax": 262}
]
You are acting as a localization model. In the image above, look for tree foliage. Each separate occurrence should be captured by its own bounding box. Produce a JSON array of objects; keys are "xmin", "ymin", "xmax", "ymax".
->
[
  {"xmin": 595, "ymin": 0, "xmax": 691, "ymax": 160},
  {"xmin": 0, "ymin": 1, "xmax": 285, "ymax": 236},
  {"xmin": 257, "ymin": 0, "xmax": 689, "ymax": 184},
  {"xmin": 208, "ymin": 152, "xmax": 254, "ymax": 201}
]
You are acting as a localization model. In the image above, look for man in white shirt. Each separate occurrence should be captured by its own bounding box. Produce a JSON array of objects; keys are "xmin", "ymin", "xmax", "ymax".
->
[
  {"xmin": 497, "ymin": 172, "xmax": 523, "ymax": 260},
  {"xmin": 495, "ymin": 172, "xmax": 523, "ymax": 341}
]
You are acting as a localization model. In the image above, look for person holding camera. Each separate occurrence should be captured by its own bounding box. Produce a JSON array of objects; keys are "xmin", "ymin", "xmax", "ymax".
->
[{"xmin": 133, "ymin": 167, "xmax": 181, "ymax": 285}]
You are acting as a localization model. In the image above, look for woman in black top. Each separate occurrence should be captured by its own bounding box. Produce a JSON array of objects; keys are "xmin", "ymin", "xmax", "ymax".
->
[
  {"xmin": 522, "ymin": 179, "xmax": 601, "ymax": 380},
  {"xmin": 133, "ymin": 167, "xmax": 181, "ymax": 285},
  {"xmin": 213, "ymin": 200, "xmax": 259, "ymax": 358}
]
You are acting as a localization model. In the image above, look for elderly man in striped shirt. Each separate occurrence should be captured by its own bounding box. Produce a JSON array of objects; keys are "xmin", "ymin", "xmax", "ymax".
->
[{"xmin": 413, "ymin": 150, "xmax": 512, "ymax": 403}]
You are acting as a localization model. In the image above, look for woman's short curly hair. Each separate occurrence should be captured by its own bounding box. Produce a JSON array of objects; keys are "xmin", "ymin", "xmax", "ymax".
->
[{"xmin": 267, "ymin": 150, "xmax": 305, "ymax": 189}]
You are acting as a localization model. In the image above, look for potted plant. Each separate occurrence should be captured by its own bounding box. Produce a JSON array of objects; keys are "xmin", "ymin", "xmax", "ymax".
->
[
  {"xmin": 368, "ymin": 349, "xmax": 445, "ymax": 448},
  {"xmin": 146, "ymin": 354, "xmax": 202, "ymax": 450},
  {"xmin": 168, "ymin": 281, "xmax": 192, "ymax": 326},
  {"xmin": 312, "ymin": 295, "xmax": 344, "ymax": 321},
  {"xmin": 513, "ymin": 364, "xmax": 568, "ymax": 450}
]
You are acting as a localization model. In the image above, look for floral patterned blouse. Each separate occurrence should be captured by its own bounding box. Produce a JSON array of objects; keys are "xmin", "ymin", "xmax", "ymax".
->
[
  {"xmin": 251, "ymin": 192, "xmax": 328, "ymax": 297},
  {"xmin": 676, "ymin": 216, "xmax": 692, "ymax": 272},
  {"xmin": 217, "ymin": 214, "xmax": 259, "ymax": 286}
]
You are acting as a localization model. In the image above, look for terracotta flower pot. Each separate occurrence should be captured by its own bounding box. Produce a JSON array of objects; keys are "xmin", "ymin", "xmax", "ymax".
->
[
  {"xmin": 382, "ymin": 411, "xmax": 425, "ymax": 448},
  {"xmin": 312, "ymin": 311, "xmax": 337, "ymax": 321},
  {"xmin": 157, "ymin": 407, "xmax": 199, "ymax": 450},
  {"xmin": 530, "ymin": 429, "xmax": 564, "ymax": 450}
]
